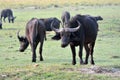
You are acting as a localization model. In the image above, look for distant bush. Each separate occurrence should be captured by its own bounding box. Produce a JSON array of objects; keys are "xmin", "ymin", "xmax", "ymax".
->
[{"xmin": 0, "ymin": 0, "xmax": 120, "ymax": 8}]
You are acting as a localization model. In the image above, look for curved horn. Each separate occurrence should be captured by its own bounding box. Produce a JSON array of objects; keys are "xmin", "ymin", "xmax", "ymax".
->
[
  {"xmin": 51, "ymin": 20, "xmax": 61, "ymax": 33},
  {"xmin": 17, "ymin": 30, "xmax": 21, "ymax": 40},
  {"xmin": 65, "ymin": 20, "xmax": 81, "ymax": 32},
  {"xmin": 61, "ymin": 22, "xmax": 64, "ymax": 28}
]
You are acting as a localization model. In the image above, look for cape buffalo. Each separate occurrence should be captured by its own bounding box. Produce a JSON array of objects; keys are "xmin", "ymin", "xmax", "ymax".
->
[
  {"xmin": 0, "ymin": 20, "xmax": 2, "ymax": 29},
  {"xmin": 52, "ymin": 14, "xmax": 99, "ymax": 65},
  {"xmin": 17, "ymin": 18, "xmax": 46, "ymax": 62},
  {"xmin": 0, "ymin": 9, "xmax": 16, "ymax": 23},
  {"xmin": 40, "ymin": 17, "xmax": 61, "ymax": 40}
]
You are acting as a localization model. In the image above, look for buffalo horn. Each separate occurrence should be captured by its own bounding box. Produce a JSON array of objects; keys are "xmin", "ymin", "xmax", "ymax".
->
[
  {"xmin": 17, "ymin": 30, "xmax": 21, "ymax": 40},
  {"xmin": 65, "ymin": 20, "xmax": 81, "ymax": 32}
]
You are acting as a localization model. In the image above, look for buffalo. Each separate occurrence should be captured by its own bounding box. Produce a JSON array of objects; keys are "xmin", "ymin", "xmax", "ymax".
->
[
  {"xmin": 40, "ymin": 17, "xmax": 61, "ymax": 40},
  {"xmin": 17, "ymin": 18, "xmax": 46, "ymax": 62},
  {"xmin": 52, "ymin": 14, "xmax": 99, "ymax": 65},
  {"xmin": 0, "ymin": 9, "xmax": 16, "ymax": 23}
]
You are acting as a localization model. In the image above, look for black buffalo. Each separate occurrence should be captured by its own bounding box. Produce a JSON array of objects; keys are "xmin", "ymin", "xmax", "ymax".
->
[
  {"xmin": 0, "ymin": 20, "xmax": 2, "ymax": 29},
  {"xmin": 0, "ymin": 9, "xmax": 16, "ymax": 23},
  {"xmin": 17, "ymin": 18, "xmax": 46, "ymax": 62},
  {"xmin": 40, "ymin": 17, "xmax": 61, "ymax": 40},
  {"xmin": 52, "ymin": 14, "xmax": 99, "ymax": 65}
]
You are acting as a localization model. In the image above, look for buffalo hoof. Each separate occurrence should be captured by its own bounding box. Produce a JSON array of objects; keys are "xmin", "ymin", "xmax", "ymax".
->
[
  {"xmin": 40, "ymin": 58, "xmax": 43, "ymax": 61},
  {"xmin": 84, "ymin": 61, "xmax": 88, "ymax": 65},
  {"xmin": 80, "ymin": 60, "xmax": 84, "ymax": 65},
  {"xmin": 91, "ymin": 61, "xmax": 95, "ymax": 65},
  {"xmin": 72, "ymin": 63, "xmax": 76, "ymax": 65},
  {"xmin": 72, "ymin": 61, "xmax": 76, "ymax": 65},
  {"xmin": 40, "ymin": 57, "xmax": 43, "ymax": 61},
  {"xmin": 32, "ymin": 59, "xmax": 36, "ymax": 62}
]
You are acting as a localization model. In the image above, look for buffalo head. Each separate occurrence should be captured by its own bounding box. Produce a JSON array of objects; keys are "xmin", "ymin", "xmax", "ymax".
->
[
  {"xmin": 9, "ymin": 16, "xmax": 16, "ymax": 23},
  {"xmin": 17, "ymin": 31, "xmax": 29, "ymax": 52},
  {"xmin": 51, "ymin": 20, "xmax": 81, "ymax": 48}
]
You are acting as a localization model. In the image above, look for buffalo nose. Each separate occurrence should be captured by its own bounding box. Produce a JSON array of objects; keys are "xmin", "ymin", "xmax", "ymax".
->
[
  {"xmin": 61, "ymin": 44, "xmax": 67, "ymax": 48},
  {"xmin": 19, "ymin": 49, "xmax": 24, "ymax": 52}
]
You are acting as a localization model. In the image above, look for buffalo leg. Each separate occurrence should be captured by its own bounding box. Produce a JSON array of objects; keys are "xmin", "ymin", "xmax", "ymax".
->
[
  {"xmin": 90, "ymin": 42, "xmax": 95, "ymax": 65},
  {"xmin": 79, "ymin": 45, "xmax": 84, "ymax": 64},
  {"xmin": 84, "ymin": 44, "xmax": 90, "ymax": 64},
  {"xmin": 70, "ymin": 45, "xmax": 76, "ymax": 65},
  {"xmin": 0, "ymin": 16, "xmax": 2, "ymax": 21},
  {"xmin": 44, "ymin": 31, "xmax": 47, "ymax": 41},
  {"xmin": 39, "ymin": 42, "xmax": 44, "ymax": 61},
  {"xmin": 3, "ymin": 17, "xmax": 6, "ymax": 22},
  {"xmin": 31, "ymin": 42, "xmax": 38, "ymax": 62},
  {"xmin": 8, "ymin": 18, "xmax": 10, "ymax": 23}
]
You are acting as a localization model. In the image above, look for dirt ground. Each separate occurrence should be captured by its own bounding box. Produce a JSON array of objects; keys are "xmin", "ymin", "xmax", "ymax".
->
[
  {"xmin": 63, "ymin": 65, "xmax": 120, "ymax": 77},
  {"xmin": 80, "ymin": 66, "xmax": 120, "ymax": 77}
]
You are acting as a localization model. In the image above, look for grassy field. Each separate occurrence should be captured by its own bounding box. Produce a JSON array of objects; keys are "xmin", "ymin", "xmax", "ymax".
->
[{"xmin": 0, "ymin": 1, "xmax": 120, "ymax": 80}]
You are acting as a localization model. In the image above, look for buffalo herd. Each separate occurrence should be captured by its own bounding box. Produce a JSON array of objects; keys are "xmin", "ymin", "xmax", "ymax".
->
[{"xmin": 0, "ymin": 8, "xmax": 103, "ymax": 65}]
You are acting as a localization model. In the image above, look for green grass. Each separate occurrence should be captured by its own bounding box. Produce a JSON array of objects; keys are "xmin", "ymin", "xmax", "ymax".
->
[{"xmin": 0, "ymin": 5, "xmax": 120, "ymax": 80}]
